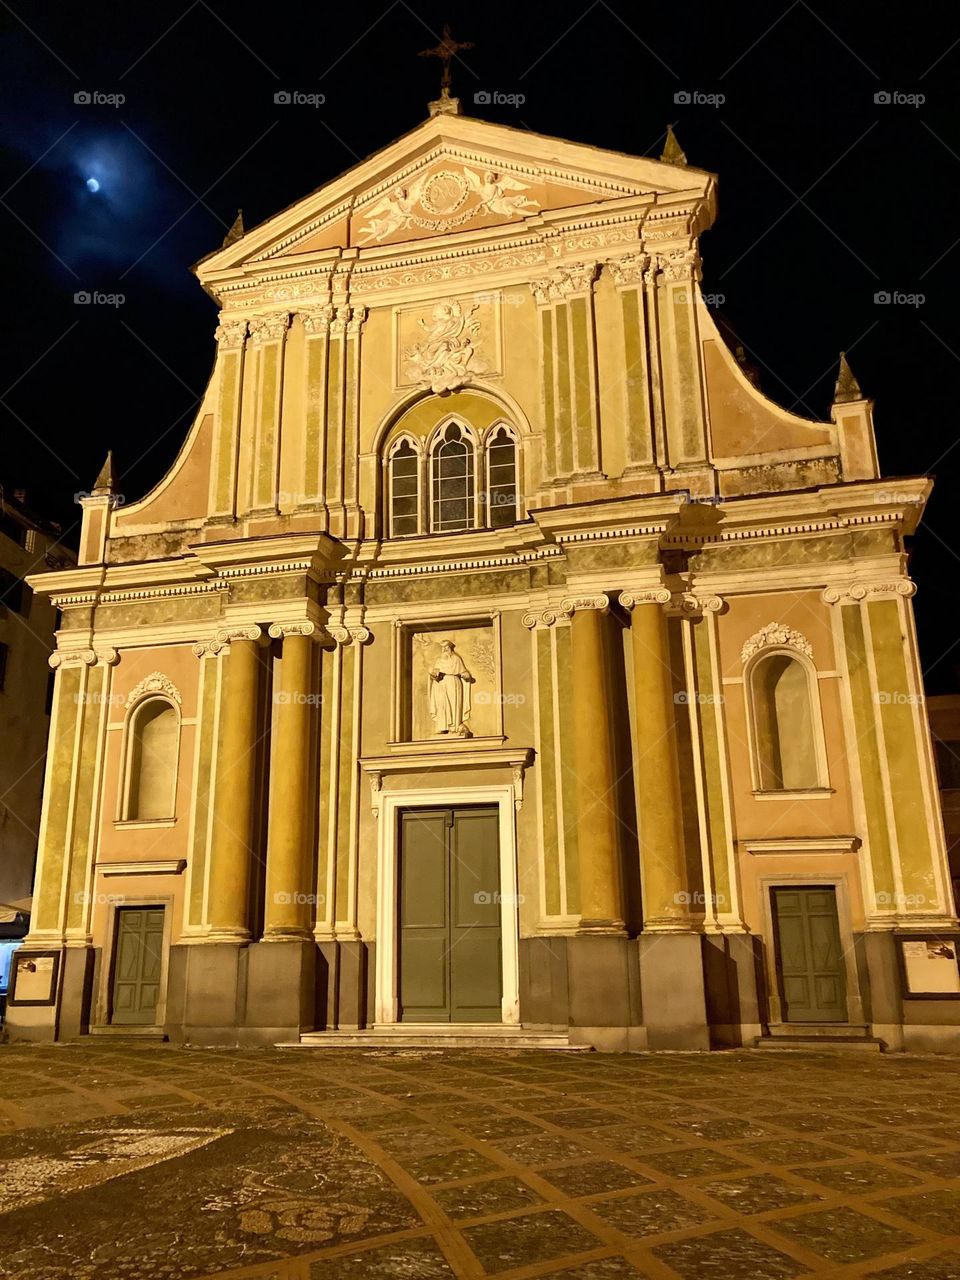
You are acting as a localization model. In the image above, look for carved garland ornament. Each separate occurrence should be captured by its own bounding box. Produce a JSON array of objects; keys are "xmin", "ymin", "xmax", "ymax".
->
[
  {"xmin": 740, "ymin": 623, "xmax": 813, "ymax": 666},
  {"xmin": 126, "ymin": 672, "xmax": 183, "ymax": 706}
]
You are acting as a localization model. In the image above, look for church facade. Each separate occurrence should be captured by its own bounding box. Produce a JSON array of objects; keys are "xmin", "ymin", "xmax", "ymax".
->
[{"xmin": 8, "ymin": 106, "xmax": 960, "ymax": 1052}]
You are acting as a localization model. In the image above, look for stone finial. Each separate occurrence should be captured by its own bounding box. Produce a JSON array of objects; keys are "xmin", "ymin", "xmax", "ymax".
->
[
  {"xmin": 91, "ymin": 450, "xmax": 116, "ymax": 496},
  {"xmin": 222, "ymin": 209, "xmax": 244, "ymax": 248},
  {"xmin": 834, "ymin": 351, "xmax": 864, "ymax": 403},
  {"xmin": 660, "ymin": 124, "xmax": 688, "ymax": 167}
]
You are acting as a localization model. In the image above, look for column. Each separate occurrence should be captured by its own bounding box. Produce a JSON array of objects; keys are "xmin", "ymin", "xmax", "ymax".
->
[
  {"xmin": 622, "ymin": 588, "xmax": 710, "ymax": 1050},
  {"xmin": 621, "ymin": 590, "xmax": 690, "ymax": 929},
  {"xmin": 566, "ymin": 596, "xmax": 625, "ymax": 932},
  {"xmin": 207, "ymin": 626, "xmax": 263, "ymax": 942},
  {"xmin": 263, "ymin": 623, "xmax": 317, "ymax": 939}
]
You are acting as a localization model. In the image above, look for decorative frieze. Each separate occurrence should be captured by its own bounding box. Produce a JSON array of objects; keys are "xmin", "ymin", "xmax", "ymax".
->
[{"xmin": 740, "ymin": 622, "xmax": 813, "ymax": 665}]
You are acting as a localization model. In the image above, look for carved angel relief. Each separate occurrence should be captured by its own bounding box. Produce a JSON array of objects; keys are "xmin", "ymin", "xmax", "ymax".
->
[
  {"xmin": 402, "ymin": 299, "xmax": 485, "ymax": 393},
  {"xmin": 357, "ymin": 166, "xmax": 539, "ymax": 244}
]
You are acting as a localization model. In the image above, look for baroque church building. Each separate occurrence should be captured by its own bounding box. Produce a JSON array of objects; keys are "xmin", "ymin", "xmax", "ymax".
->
[{"xmin": 9, "ymin": 101, "xmax": 960, "ymax": 1052}]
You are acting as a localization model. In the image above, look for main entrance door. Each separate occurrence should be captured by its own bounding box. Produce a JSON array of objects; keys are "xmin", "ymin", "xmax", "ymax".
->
[
  {"xmin": 398, "ymin": 807, "xmax": 502, "ymax": 1022},
  {"xmin": 772, "ymin": 886, "xmax": 846, "ymax": 1022},
  {"xmin": 111, "ymin": 906, "xmax": 164, "ymax": 1025}
]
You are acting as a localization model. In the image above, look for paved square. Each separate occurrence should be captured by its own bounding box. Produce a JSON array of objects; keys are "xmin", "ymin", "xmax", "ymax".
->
[{"xmin": 0, "ymin": 1043, "xmax": 958, "ymax": 1278}]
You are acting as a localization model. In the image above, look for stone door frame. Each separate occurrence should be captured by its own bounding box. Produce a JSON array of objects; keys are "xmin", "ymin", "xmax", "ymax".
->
[{"xmin": 375, "ymin": 783, "xmax": 520, "ymax": 1026}]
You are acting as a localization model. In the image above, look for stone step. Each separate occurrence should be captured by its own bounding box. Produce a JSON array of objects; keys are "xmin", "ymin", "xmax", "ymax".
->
[
  {"xmin": 754, "ymin": 1034, "xmax": 885, "ymax": 1053},
  {"xmin": 767, "ymin": 1022, "xmax": 871, "ymax": 1039},
  {"xmin": 288, "ymin": 1028, "xmax": 590, "ymax": 1051}
]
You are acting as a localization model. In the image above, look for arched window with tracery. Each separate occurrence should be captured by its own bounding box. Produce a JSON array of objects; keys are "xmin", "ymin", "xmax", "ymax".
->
[
  {"xmin": 124, "ymin": 697, "xmax": 179, "ymax": 820},
  {"xmin": 749, "ymin": 652, "xmax": 823, "ymax": 791},
  {"xmin": 388, "ymin": 436, "xmax": 421, "ymax": 537},
  {"xmin": 431, "ymin": 421, "xmax": 476, "ymax": 532},
  {"xmin": 485, "ymin": 425, "xmax": 518, "ymax": 528}
]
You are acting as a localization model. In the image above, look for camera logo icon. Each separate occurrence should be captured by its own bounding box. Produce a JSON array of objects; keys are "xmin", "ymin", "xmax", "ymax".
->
[
  {"xmin": 274, "ymin": 91, "xmax": 291, "ymax": 105},
  {"xmin": 674, "ymin": 90, "xmax": 691, "ymax": 104},
  {"xmin": 474, "ymin": 90, "xmax": 491, "ymax": 104},
  {"xmin": 74, "ymin": 91, "xmax": 91, "ymax": 105}
]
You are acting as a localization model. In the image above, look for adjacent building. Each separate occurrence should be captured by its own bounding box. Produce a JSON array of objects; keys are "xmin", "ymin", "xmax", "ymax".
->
[{"xmin": 7, "ymin": 103, "xmax": 959, "ymax": 1051}]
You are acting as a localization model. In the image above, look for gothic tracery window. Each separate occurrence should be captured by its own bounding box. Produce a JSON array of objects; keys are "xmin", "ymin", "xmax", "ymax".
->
[
  {"xmin": 383, "ymin": 415, "xmax": 521, "ymax": 537},
  {"xmin": 431, "ymin": 422, "xmax": 476, "ymax": 533},
  {"xmin": 389, "ymin": 437, "xmax": 421, "ymax": 537}
]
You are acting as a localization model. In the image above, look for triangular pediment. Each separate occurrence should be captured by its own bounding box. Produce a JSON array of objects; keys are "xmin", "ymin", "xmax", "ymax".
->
[{"xmin": 196, "ymin": 113, "xmax": 715, "ymax": 282}]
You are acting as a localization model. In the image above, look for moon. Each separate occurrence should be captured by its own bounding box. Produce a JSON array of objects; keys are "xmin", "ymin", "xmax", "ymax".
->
[{"xmin": 86, "ymin": 177, "xmax": 100, "ymax": 193}]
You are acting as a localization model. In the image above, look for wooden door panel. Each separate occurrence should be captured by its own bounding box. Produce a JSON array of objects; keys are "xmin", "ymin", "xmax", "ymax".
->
[
  {"xmin": 111, "ymin": 907, "xmax": 164, "ymax": 1026},
  {"xmin": 773, "ymin": 886, "xmax": 846, "ymax": 1023},
  {"xmin": 399, "ymin": 806, "xmax": 502, "ymax": 1024},
  {"xmin": 399, "ymin": 812, "xmax": 451, "ymax": 1022}
]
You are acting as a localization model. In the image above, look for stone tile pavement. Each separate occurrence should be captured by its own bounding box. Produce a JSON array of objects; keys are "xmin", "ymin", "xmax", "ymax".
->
[{"xmin": 0, "ymin": 1042, "xmax": 958, "ymax": 1278}]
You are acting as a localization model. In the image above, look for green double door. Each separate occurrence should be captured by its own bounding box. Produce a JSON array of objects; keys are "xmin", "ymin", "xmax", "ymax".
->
[
  {"xmin": 111, "ymin": 907, "xmax": 164, "ymax": 1025},
  {"xmin": 399, "ymin": 807, "xmax": 502, "ymax": 1023},
  {"xmin": 772, "ymin": 886, "xmax": 846, "ymax": 1022}
]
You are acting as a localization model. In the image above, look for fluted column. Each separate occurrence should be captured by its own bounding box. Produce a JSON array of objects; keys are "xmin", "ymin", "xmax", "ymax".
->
[
  {"xmin": 263, "ymin": 623, "xmax": 317, "ymax": 939},
  {"xmin": 207, "ymin": 626, "xmax": 263, "ymax": 942},
  {"xmin": 621, "ymin": 590, "xmax": 690, "ymax": 931},
  {"xmin": 566, "ymin": 595, "xmax": 626, "ymax": 933}
]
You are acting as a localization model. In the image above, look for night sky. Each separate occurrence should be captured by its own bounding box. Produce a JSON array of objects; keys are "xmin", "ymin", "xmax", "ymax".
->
[{"xmin": 2, "ymin": 2, "xmax": 959, "ymax": 687}]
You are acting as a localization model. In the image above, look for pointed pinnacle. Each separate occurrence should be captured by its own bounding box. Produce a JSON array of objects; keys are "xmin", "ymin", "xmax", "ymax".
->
[
  {"xmin": 661, "ymin": 124, "xmax": 688, "ymax": 167},
  {"xmin": 834, "ymin": 351, "xmax": 863, "ymax": 403},
  {"xmin": 92, "ymin": 450, "xmax": 115, "ymax": 495},
  {"xmin": 222, "ymin": 209, "xmax": 244, "ymax": 248}
]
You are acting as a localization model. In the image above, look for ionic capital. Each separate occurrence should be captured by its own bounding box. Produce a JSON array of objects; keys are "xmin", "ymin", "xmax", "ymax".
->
[
  {"xmin": 49, "ymin": 646, "xmax": 119, "ymax": 670},
  {"xmin": 329, "ymin": 625, "xmax": 371, "ymax": 646},
  {"xmin": 559, "ymin": 593, "xmax": 611, "ymax": 618},
  {"xmin": 267, "ymin": 621, "xmax": 318, "ymax": 640},
  {"xmin": 822, "ymin": 579, "xmax": 917, "ymax": 606}
]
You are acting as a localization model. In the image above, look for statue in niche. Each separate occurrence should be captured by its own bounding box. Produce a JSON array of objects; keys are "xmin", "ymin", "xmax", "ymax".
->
[{"xmin": 428, "ymin": 639, "xmax": 475, "ymax": 737}]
